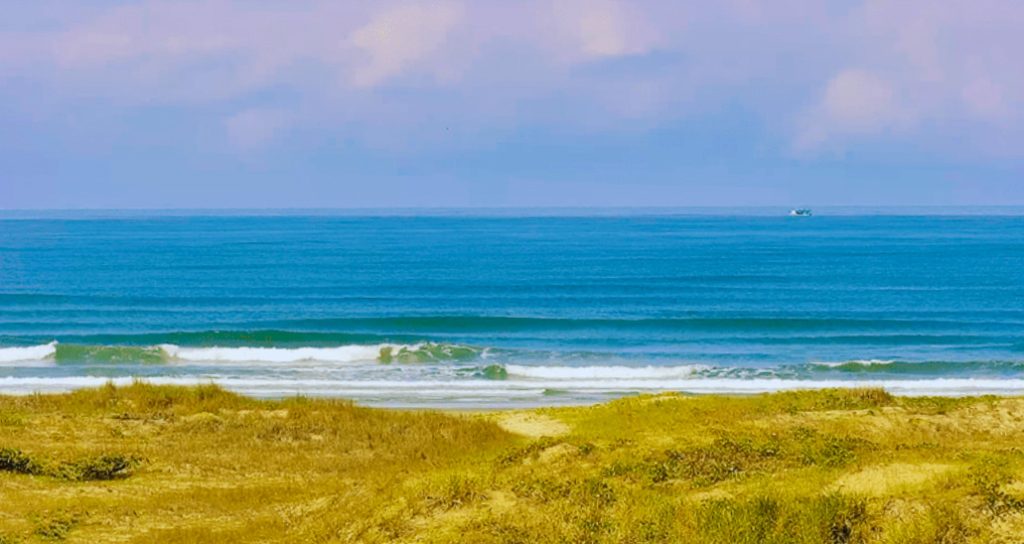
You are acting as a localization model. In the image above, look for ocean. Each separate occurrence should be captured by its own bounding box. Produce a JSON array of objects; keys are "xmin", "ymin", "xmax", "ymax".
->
[{"xmin": 2, "ymin": 208, "xmax": 1023, "ymax": 407}]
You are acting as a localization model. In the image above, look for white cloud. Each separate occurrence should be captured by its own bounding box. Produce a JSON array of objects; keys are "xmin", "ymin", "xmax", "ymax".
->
[
  {"xmin": 822, "ymin": 69, "xmax": 895, "ymax": 130},
  {"xmin": 576, "ymin": 2, "xmax": 641, "ymax": 57},
  {"xmin": 1, "ymin": 1, "xmax": 1022, "ymax": 157},
  {"xmin": 349, "ymin": 2, "xmax": 463, "ymax": 88},
  {"xmin": 792, "ymin": 0, "xmax": 1024, "ymax": 151},
  {"xmin": 796, "ymin": 69, "xmax": 898, "ymax": 150},
  {"xmin": 549, "ymin": 0, "xmax": 660, "ymax": 60}
]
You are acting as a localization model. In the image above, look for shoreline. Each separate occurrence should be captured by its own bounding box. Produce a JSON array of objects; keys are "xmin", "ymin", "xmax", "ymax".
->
[
  {"xmin": 3, "ymin": 384, "xmax": 1024, "ymax": 542},
  {"xmin": 5, "ymin": 375, "xmax": 1024, "ymax": 411}
]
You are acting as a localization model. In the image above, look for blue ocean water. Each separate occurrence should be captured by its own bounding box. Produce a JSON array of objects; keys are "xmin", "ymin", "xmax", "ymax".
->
[{"xmin": 2, "ymin": 208, "xmax": 1023, "ymax": 407}]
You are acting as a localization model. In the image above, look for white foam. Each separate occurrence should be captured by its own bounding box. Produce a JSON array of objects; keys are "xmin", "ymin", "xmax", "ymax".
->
[
  {"xmin": 811, "ymin": 359, "xmax": 896, "ymax": 368},
  {"xmin": 505, "ymin": 364, "xmax": 711, "ymax": 379},
  {"xmin": 4, "ymin": 376, "xmax": 1024, "ymax": 398},
  {"xmin": 4, "ymin": 376, "xmax": 1024, "ymax": 404},
  {"xmin": 0, "ymin": 342, "xmax": 57, "ymax": 364},
  {"xmin": 159, "ymin": 343, "xmax": 411, "ymax": 363}
]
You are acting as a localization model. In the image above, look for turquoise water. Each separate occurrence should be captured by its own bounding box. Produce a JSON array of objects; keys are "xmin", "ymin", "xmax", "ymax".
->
[{"xmin": 2, "ymin": 209, "xmax": 1024, "ymax": 407}]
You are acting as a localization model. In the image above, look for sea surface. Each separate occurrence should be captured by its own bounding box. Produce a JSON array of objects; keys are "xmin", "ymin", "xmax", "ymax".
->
[{"xmin": 2, "ymin": 208, "xmax": 1024, "ymax": 407}]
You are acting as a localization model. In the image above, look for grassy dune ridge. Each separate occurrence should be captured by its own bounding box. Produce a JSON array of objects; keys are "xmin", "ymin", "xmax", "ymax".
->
[{"xmin": 1, "ymin": 384, "xmax": 1024, "ymax": 542}]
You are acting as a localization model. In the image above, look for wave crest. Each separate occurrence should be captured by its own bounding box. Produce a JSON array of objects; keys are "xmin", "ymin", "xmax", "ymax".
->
[
  {"xmin": 0, "ymin": 342, "xmax": 57, "ymax": 363},
  {"xmin": 162, "ymin": 342, "xmax": 478, "ymax": 364},
  {"xmin": 810, "ymin": 359, "xmax": 896, "ymax": 369},
  {"xmin": 0, "ymin": 342, "xmax": 481, "ymax": 365}
]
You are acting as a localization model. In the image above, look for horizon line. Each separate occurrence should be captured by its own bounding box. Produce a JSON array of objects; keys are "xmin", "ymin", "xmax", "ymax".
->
[
  {"xmin": 5, "ymin": 204, "xmax": 1024, "ymax": 212},
  {"xmin": 4, "ymin": 205, "xmax": 1024, "ymax": 220}
]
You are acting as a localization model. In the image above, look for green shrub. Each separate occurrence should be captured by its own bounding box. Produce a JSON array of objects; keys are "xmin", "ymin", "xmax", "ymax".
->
[
  {"xmin": 793, "ymin": 428, "xmax": 868, "ymax": 468},
  {"xmin": 33, "ymin": 513, "xmax": 77, "ymax": 541},
  {"xmin": 0, "ymin": 448, "xmax": 43, "ymax": 475},
  {"xmin": 603, "ymin": 437, "xmax": 780, "ymax": 486},
  {"xmin": 56, "ymin": 453, "xmax": 140, "ymax": 481},
  {"xmin": 968, "ymin": 455, "xmax": 1024, "ymax": 513}
]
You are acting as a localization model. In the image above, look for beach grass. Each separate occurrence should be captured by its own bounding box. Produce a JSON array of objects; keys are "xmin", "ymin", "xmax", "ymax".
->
[{"xmin": 2, "ymin": 384, "xmax": 1024, "ymax": 542}]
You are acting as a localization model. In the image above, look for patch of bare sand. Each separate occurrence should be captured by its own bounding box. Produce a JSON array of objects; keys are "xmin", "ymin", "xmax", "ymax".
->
[
  {"xmin": 949, "ymin": 399, "xmax": 1024, "ymax": 436},
  {"xmin": 755, "ymin": 399, "xmax": 1024, "ymax": 445},
  {"xmin": 830, "ymin": 462, "xmax": 956, "ymax": 496},
  {"xmin": 496, "ymin": 413, "xmax": 570, "ymax": 438}
]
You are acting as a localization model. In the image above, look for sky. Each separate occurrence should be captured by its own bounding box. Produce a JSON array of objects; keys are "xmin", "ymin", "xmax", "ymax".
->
[{"xmin": 1, "ymin": 0, "xmax": 1022, "ymax": 209}]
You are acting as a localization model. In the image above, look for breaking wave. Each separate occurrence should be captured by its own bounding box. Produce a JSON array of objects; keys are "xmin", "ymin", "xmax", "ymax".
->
[
  {"xmin": 0, "ymin": 342, "xmax": 57, "ymax": 363},
  {"xmin": 810, "ymin": 359, "xmax": 897, "ymax": 369},
  {"xmin": 0, "ymin": 342, "xmax": 481, "ymax": 365}
]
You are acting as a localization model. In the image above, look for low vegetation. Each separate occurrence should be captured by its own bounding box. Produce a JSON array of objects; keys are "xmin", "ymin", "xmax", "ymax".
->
[{"xmin": 2, "ymin": 383, "xmax": 1024, "ymax": 542}]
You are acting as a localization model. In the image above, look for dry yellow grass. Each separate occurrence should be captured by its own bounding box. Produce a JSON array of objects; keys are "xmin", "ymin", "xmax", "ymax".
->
[
  {"xmin": 493, "ymin": 412, "xmax": 570, "ymax": 438},
  {"xmin": 829, "ymin": 462, "xmax": 956, "ymax": 496},
  {"xmin": 2, "ymin": 384, "xmax": 1024, "ymax": 543}
]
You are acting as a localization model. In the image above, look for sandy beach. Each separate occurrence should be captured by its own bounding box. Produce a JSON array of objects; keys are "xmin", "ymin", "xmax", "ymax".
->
[{"xmin": 2, "ymin": 384, "xmax": 1023, "ymax": 542}]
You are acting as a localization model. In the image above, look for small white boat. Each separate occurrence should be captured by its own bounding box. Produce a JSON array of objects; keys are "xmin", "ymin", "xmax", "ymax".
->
[{"xmin": 789, "ymin": 208, "xmax": 813, "ymax": 217}]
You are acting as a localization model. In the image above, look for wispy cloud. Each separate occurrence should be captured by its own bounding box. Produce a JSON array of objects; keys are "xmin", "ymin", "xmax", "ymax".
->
[
  {"xmin": 550, "ymin": 0, "xmax": 661, "ymax": 59},
  {"xmin": 796, "ymin": 68, "xmax": 900, "ymax": 150},
  {"xmin": 350, "ymin": 2, "xmax": 463, "ymax": 88},
  {"xmin": 796, "ymin": 0, "xmax": 1024, "ymax": 152},
  {"xmin": 1, "ymin": 0, "xmax": 1022, "ymax": 155}
]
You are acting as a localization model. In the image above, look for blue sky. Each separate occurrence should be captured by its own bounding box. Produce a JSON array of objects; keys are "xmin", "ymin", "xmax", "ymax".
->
[{"xmin": 2, "ymin": 1, "xmax": 1022, "ymax": 208}]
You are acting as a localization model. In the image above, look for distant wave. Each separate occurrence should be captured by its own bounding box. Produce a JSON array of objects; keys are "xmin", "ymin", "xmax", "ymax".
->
[
  {"xmin": 806, "ymin": 359, "xmax": 1024, "ymax": 374},
  {"xmin": 270, "ymin": 315, "xmax": 999, "ymax": 333}
]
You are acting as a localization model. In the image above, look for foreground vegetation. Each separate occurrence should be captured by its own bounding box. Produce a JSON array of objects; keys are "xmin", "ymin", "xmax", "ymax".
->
[{"xmin": 2, "ymin": 384, "xmax": 1024, "ymax": 542}]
